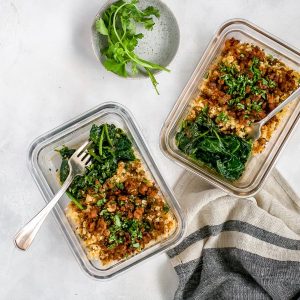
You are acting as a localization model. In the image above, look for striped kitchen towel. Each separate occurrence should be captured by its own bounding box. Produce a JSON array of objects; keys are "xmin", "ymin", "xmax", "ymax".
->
[{"xmin": 168, "ymin": 169, "xmax": 300, "ymax": 300}]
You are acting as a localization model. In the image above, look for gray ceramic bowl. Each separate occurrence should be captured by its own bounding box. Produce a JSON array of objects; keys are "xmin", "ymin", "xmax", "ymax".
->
[{"xmin": 91, "ymin": 0, "xmax": 180, "ymax": 78}]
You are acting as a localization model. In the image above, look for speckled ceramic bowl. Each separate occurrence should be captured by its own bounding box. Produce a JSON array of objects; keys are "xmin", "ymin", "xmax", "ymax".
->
[{"xmin": 91, "ymin": 0, "xmax": 180, "ymax": 78}]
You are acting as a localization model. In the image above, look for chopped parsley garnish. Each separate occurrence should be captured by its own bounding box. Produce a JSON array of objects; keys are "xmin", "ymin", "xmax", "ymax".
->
[
  {"xmin": 116, "ymin": 182, "xmax": 124, "ymax": 190},
  {"xmin": 249, "ymin": 101, "xmax": 263, "ymax": 112},
  {"xmin": 215, "ymin": 112, "xmax": 229, "ymax": 123},
  {"xmin": 268, "ymin": 80, "xmax": 277, "ymax": 88},
  {"xmin": 132, "ymin": 243, "xmax": 140, "ymax": 248},
  {"xmin": 236, "ymin": 103, "xmax": 245, "ymax": 110},
  {"xmin": 105, "ymin": 218, "xmax": 146, "ymax": 249},
  {"xmin": 100, "ymin": 209, "xmax": 110, "ymax": 219},
  {"xmin": 219, "ymin": 57, "xmax": 276, "ymax": 112},
  {"xmin": 114, "ymin": 214, "xmax": 122, "ymax": 227},
  {"xmin": 97, "ymin": 198, "xmax": 107, "ymax": 206},
  {"xmin": 108, "ymin": 226, "xmax": 124, "ymax": 248},
  {"xmin": 163, "ymin": 204, "xmax": 170, "ymax": 213}
]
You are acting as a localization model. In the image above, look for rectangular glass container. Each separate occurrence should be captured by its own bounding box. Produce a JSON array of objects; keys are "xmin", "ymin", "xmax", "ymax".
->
[
  {"xmin": 28, "ymin": 102, "xmax": 185, "ymax": 279},
  {"xmin": 160, "ymin": 19, "xmax": 300, "ymax": 197}
]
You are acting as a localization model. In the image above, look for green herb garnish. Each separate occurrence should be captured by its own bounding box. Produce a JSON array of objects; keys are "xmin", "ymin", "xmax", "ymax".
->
[
  {"xmin": 114, "ymin": 214, "xmax": 122, "ymax": 227},
  {"xmin": 97, "ymin": 198, "xmax": 107, "ymax": 206},
  {"xmin": 249, "ymin": 101, "xmax": 263, "ymax": 112},
  {"xmin": 236, "ymin": 103, "xmax": 245, "ymax": 110},
  {"xmin": 163, "ymin": 204, "xmax": 169, "ymax": 213},
  {"xmin": 100, "ymin": 209, "xmax": 110, "ymax": 219},
  {"xmin": 215, "ymin": 112, "xmax": 229, "ymax": 123},
  {"xmin": 106, "ymin": 218, "xmax": 145, "ymax": 249},
  {"xmin": 116, "ymin": 182, "xmax": 124, "ymax": 190},
  {"xmin": 220, "ymin": 57, "xmax": 276, "ymax": 112},
  {"xmin": 95, "ymin": 0, "xmax": 170, "ymax": 94}
]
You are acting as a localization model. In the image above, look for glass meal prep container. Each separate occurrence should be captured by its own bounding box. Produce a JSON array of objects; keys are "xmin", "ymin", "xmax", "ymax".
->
[
  {"xmin": 160, "ymin": 19, "xmax": 300, "ymax": 197},
  {"xmin": 28, "ymin": 102, "xmax": 185, "ymax": 279}
]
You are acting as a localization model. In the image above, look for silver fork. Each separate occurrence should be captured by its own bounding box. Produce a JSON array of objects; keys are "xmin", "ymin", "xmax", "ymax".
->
[
  {"xmin": 15, "ymin": 140, "xmax": 92, "ymax": 251},
  {"xmin": 247, "ymin": 87, "xmax": 300, "ymax": 140}
]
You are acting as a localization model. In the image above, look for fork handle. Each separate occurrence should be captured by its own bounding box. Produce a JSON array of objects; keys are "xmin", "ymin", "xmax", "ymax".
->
[
  {"xmin": 14, "ymin": 174, "xmax": 74, "ymax": 251},
  {"xmin": 259, "ymin": 87, "xmax": 300, "ymax": 126}
]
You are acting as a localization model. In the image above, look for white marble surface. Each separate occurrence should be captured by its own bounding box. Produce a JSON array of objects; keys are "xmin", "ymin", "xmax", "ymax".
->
[{"xmin": 1, "ymin": 0, "xmax": 300, "ymax": 299}]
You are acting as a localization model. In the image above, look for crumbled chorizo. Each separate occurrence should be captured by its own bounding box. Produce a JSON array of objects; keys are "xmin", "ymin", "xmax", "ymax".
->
[
  {"xmin": 86, "ymin": 194, "xmax": 96, "ymax": 203},
  {"xmin": 88, "ymin": 221, "xmax": 96, "ymax": 232},
  {"xmin": 118, "ymin": 195, "xmax": 128, "ymax": 202},
  {"xmin": 147, "ymin": 187, "xmax": 158, "ymax": 198},
  {"xmin": 124, "ymin": 179, "xmax": 139, "ymax": 195},
  {"xmin": 107, "ymin": 201, "xmax": 117, "ymax": 212},
  {"xmin": 138, "ymin": 183, "xmax": 148, "ymax": 195},
  {"xmin": 66, "ymin": 160, "xmax": 175, "ymax": 265},
  {"xmin": 89, "ymin": 207, "xmax": 98, "ymax": 219},
  {"xmin": 133, "ymin": 207, "xmax": 144, "ymax": 220},
  {"xmin": 97, "ymin": 218, "xmax": 107, "ymax": 232}
]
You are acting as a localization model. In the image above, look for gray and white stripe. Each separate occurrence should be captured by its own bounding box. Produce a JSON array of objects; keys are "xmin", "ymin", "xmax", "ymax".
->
[{"xmin": 169, "ymin": 170, "xmax": 300, "ymax": 300}]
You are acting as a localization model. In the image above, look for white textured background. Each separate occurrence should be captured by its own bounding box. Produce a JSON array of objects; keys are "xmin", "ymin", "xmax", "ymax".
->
[{"xmin": 1, "ymin": 0, "xmax": 300, "ymax": 299}]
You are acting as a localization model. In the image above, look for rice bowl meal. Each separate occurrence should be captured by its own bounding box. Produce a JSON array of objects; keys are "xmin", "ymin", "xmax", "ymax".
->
[
  {"xmin": 176, "ymin": 38, "xmax": 300, "ymax": 181},
  {"xmin": 58, "ymin": 123, "xmax": 177, "ymax": 265}
]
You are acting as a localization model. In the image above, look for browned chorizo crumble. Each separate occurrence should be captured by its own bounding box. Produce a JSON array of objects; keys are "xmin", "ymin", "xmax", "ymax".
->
[{"xmin": 66, "ymin": 159, "xmax": 176, "ymax": 265}]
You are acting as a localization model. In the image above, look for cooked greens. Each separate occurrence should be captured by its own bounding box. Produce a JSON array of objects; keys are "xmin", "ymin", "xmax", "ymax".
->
[
  {"xmin": 176, "ymin": 107, "xmax": 252, "ymax": 181},
  {"xmin": 95, "ymin": 0, "xmax": 169, "ymax": 94},
  {"xmin": 58, "ymin": 123, "xmax": 175, "ymax": 261},
  {"xmin": 58, "ymin": 124, "xmax": 135, "ymax": 208}
]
